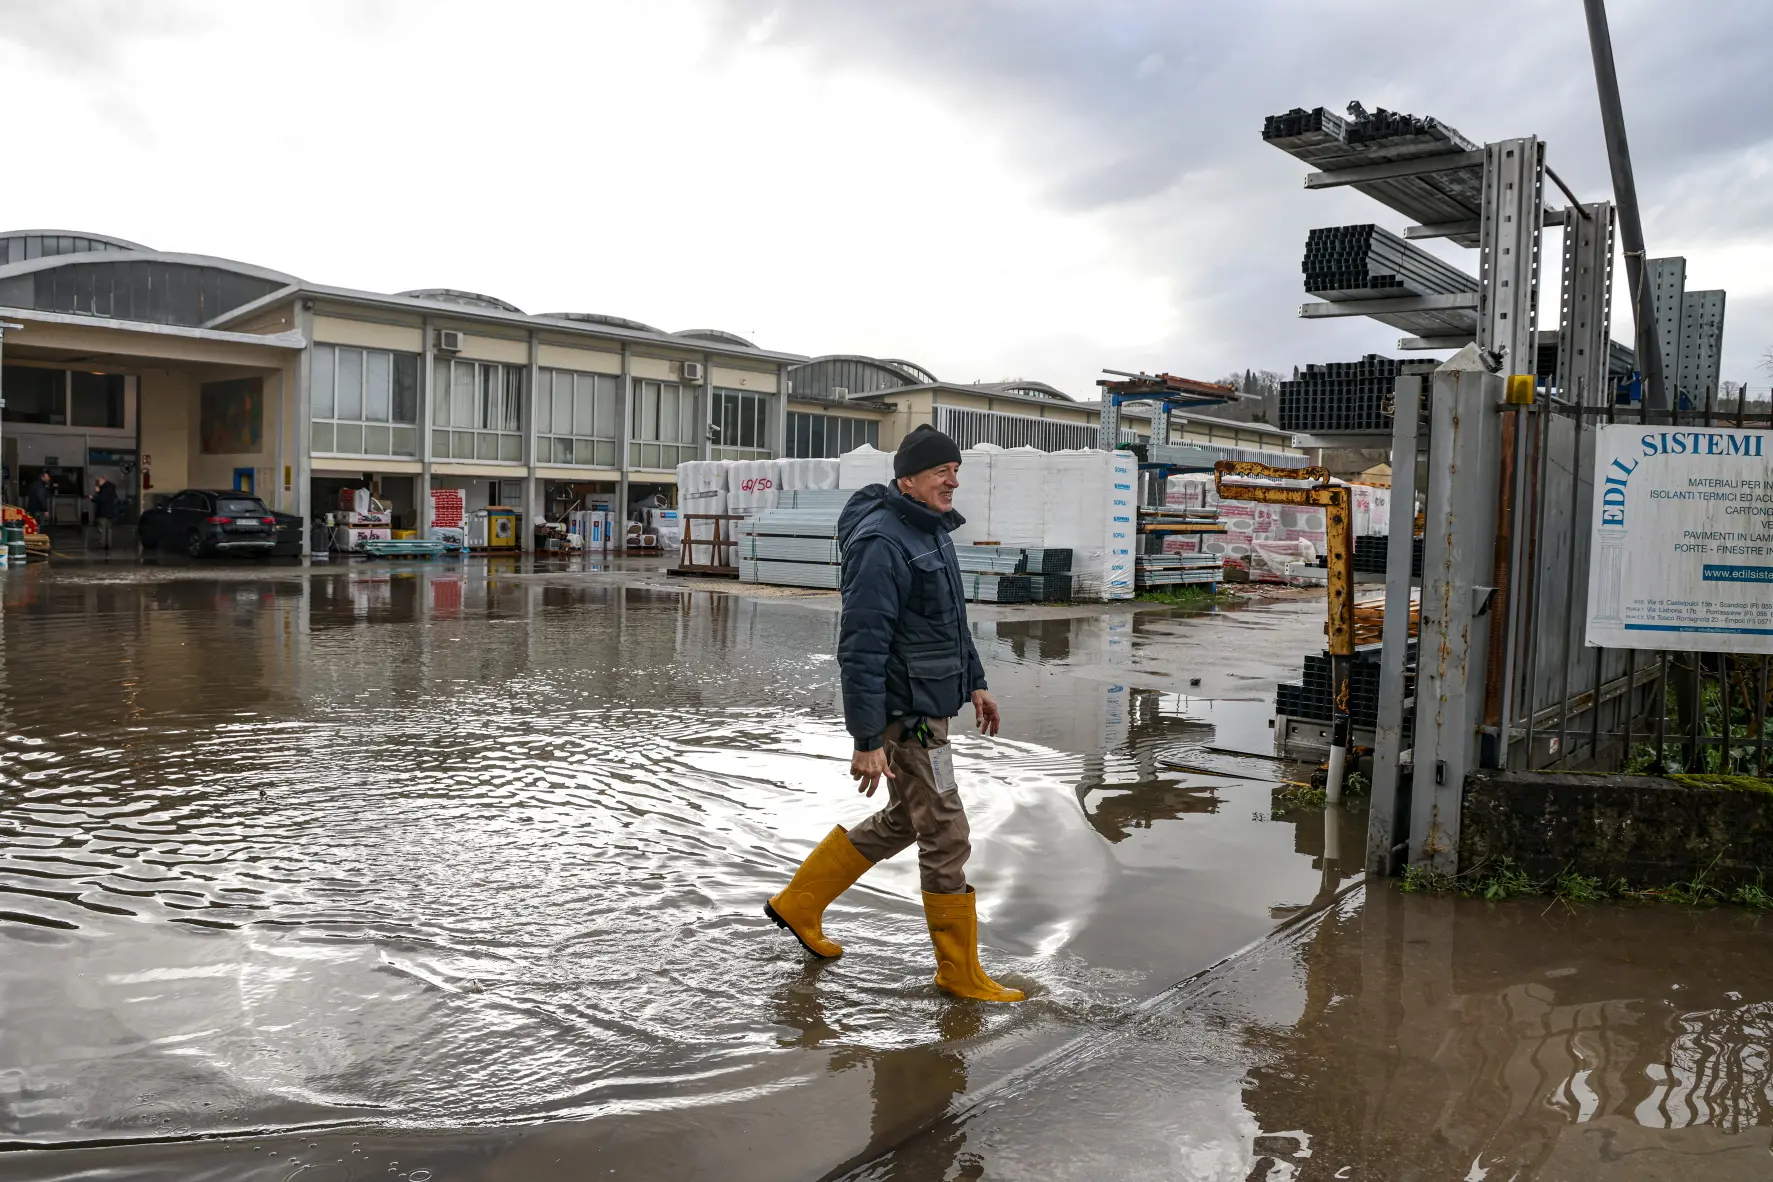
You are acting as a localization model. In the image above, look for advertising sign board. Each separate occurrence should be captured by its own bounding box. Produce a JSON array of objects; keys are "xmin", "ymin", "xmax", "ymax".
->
[{"xmin": 1586, "ymin": 425, "xmax": 1773, "ymax": 653}]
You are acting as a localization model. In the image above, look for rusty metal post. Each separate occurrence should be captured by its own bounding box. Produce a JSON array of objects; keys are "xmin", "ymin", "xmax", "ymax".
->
[{"xmin": 1323, "ymin": 484, "xmax": 1354, "ymax": 803}]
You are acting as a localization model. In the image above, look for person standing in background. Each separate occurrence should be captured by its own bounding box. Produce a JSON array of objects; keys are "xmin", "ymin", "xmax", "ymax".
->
[{"xmin": 90, "ymin": 476, "xmax": 119, "ymax": 551}]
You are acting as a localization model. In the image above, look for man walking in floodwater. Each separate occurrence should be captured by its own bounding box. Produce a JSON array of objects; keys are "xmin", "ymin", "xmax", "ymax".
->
[{"xmin": 765, "ymin": 424, "xmax": 1024, "ymax": 1002}]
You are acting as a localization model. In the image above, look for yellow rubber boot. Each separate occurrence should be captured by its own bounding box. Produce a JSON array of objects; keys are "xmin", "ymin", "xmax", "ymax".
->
[
  {"xmin": 922, "ymin": 888, "xmax": 1026, "ymax": 1002},
  {"xmin": 765, "ymin": 826, "xmax": 873, "ymax": 958}
]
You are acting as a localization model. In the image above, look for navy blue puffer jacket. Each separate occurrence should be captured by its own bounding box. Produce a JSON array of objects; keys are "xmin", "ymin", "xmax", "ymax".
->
[{"xmin": 836, "ymin": 484, "xmax": 988, "ymax": 751}]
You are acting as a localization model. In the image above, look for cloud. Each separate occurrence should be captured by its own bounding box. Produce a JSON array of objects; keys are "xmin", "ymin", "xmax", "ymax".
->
[{"xmin": 712, "ymin": 0, "xmax": 1773, "ymax": 387}]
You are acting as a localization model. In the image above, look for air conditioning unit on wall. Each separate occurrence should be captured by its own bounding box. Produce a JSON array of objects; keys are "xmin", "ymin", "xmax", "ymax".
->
[
  {"xmin": 833, "ymin": 386, "xmax": 850, "ymax": 399},
  {"xmin": 681, "ymin": 361, "xmax": 705, "ymax": 382},
  {"xmin": 436, "ymin": 329, "xmax": 465, "ymax": 353}
]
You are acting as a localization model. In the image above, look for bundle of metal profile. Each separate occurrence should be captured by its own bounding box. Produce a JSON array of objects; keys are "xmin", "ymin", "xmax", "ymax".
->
[
  {"xmin": 957, "ymin": 545, "xmax": 1027, "ymax": 574},
  {"xmin": 782, "ymin": 488, "xmax": 855, "ymax": 512},
  {"xmin": 1276, "ymin": 647, "xmax": 1414, "ymax": 729},
  {"xmin": 1135, "ymin": 553, "xmax": 1224, "ymax": 588},
  {"xmin": 1302, "ymin": 225, "xmax": 1477, "ymax": 299},
  {"xmin": 1262, "ymin": 103, "xmax": 1484, "ymax": 242},
  {"xmin": 1534, "ymin": 334, "xmax": 1638, "ymax": 391},
  {"xmin": 739, "ymin": 535, "xmax": 840, "ymax": 564},
  {"xmin": 1027, "ymin": 574, "xmax": 1073, "ymax": 602},
  {"xmin": 1020, "ymin": 547, "xmax": 1073, "ymax": 574},
  {"xmin": 964, "ymin": 573, "xmax": 1036, "ymax": 603},
  {"xmin": 739, "ymin": 559, "xmax": 841, "ymax": 590},
  {"xmin": 1279, "ymin": 355, "xmax": 1407, "ymax": 433},
  {"xmin": 1348, "ymin": 533, "xmax": 1424, "ymax": 577},
  {"xmin": 735, "ymin": 503, "xmax": 845, "ymax": 587}
]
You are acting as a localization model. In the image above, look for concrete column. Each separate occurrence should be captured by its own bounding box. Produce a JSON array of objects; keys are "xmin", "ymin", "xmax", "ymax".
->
[
  {"xmin": 524, "ymin": 330, "xmax": 540, "ymax": 551},
  {"xmin": 774, "ymin": 364, "xmax": 789, "ymax": 457},
  {"xmin": 616, "ymin": 342, "xmax": 631, "ymax": 548},
  {"xmin": 700, "ymin": 354, "xmax": 714, "ymax": 462},
  {"xmin": 294, "ymin": 299, "xmax": 314, "ymax": 557},
  {"xmin": 419, "ymin": 317, "xmax": 434, "ymax": 536}
]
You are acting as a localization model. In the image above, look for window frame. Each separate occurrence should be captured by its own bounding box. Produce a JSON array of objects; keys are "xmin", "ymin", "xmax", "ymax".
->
[
  {"xmin": 310, "ymin": 343, "xmax": 422, "ymax": 459},
  {"xmin": 430, "ymin": 357, "xmax": 526, "ymax": 464}
]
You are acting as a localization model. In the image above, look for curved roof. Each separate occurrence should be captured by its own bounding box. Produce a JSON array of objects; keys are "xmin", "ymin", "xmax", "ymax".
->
[
  {"xmin": 539, "ymin": 311, "xmax": 666, "ymax": 334},
  {"xmin": 672, "ymin": 328, "xmax": 755, "ymax": 348},
  {"xmin": 399, "ymin": 288, "xmax": 525, "ymax": 314},
  {"xmin": 791, "ymin": 354, "xmax": 937, "ymax": 387},
  {"xmin": 974, "ymin": 380, "xmax": 1075, "ymax": 403},
  {"xmin": 1, "ymin": 229, "xmax": 150, "ymax": 260},
  {"xmin": 0, "ymin": 251, "xmax": 301, "ymax": 328}
]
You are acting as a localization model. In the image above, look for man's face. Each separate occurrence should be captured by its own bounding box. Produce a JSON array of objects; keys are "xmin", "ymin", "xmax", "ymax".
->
[{"xmin": 898, "ymin": 462, "xmax": 960, "ymax": 513}]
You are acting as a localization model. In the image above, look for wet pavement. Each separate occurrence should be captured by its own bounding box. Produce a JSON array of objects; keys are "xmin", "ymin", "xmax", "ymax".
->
[{"xmin": 0, "ymin": 557, "xmax": 1766, "ymax": 1180}]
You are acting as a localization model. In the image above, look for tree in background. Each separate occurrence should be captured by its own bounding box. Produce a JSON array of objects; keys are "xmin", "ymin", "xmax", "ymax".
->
[{"xmin": 1214, "ymin": 368, "xmax": 1285, "ymax": 425}]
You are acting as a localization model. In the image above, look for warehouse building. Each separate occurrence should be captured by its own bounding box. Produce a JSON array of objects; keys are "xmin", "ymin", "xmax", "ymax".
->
[
  {"xmin": 784, "ymin": 353, "xmax": 1306, "ymax": 458},
  {"xmin": 0, "ymin": 230, "xmax": 800, "ymax": 548}
]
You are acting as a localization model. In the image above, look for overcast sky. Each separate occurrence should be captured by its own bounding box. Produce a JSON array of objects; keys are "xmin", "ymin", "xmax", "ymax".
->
[{"xmin": 2, "ymin": 0, "xmax": 1768, "ymax": 398}]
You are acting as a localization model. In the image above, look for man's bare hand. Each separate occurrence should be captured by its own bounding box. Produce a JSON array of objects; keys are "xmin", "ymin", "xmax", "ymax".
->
[
  {"xmin": 852, "ymin": 747, "xmax": 894, "ymax": 797},
  {"xmin": 972, "ymin": 689, "xmax": 1000, "ymax": 737}
]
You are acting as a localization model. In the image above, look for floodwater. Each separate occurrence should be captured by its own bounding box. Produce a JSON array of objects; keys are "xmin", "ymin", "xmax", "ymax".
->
[
  {"xmin": 0, "ymin": 560, "xmax": 1349, "ymax": 1180},
  {"xmin": 2, "ymin": 561, "xmax": 1765, "ymax": 1181}
]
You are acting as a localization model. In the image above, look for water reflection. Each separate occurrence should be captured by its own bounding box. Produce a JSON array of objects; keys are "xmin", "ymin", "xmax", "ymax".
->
[
  {"xmin": 0, "ymin": 563, "xmax": 1349, "ymax": 1174},
  {"xmin": 861, "ymin": 884, "xmax": 1773, "ymax": 1180}
]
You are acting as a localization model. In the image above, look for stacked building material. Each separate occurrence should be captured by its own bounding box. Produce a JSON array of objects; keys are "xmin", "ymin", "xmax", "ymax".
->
[
  {"xmin": 955, "ymin": 543, "xmax": 1074, "ymax": 601},
  {"xmin": 957, "ymin": 544, "xmax": 1027, "ymax": 574},
  {"xmin": 1302, "ymin": 225, "xmax": 1477, "ymax": 300},
  {"xmin": 1134, "ymin": 553, "xmax": 1224, "ymax": 589},
  {"xmin": 963, "ymin": 574, "xmax": 1036, "ymax": 603},
  {"xmin": 1279, "ymin": 355, "xmax": 1435, "ymax": 433},
  {"xmin": 1262, "ymin": 104, "xmax": 1484, "ymax": 244},
  {"xmin": 1349, "ymin": 533, "xmax": 1425, "ymax": 577},
  {"xmin": 1274, "ymin": 651, "xmax": 1393, "ymax": 730},
  {"xmin": 736, "ymin": 490, "xmax": 847, "ymax": 588}
]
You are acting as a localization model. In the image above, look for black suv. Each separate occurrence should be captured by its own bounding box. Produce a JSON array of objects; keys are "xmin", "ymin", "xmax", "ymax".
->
[{"xmin": 138, "ymin": 490, "xmax": 278, "ymax": 558}]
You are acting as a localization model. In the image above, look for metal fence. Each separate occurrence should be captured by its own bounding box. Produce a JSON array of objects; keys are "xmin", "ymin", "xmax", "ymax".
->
[
  {"xmin": 934, "ymin": 405, "xmax": 1099, "ymax": 452},
  {"xmin": 1499, "ymin": 389, "xmax": 1773, "ymax": 775}
]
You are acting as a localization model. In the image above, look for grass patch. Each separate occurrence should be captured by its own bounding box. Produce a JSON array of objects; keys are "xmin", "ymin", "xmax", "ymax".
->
[
  {"xmin": 1399, "ymin": 864, "xmax": 1457, "ymax": 894},
  {"xmin": 1392, "ymin": 855, "xmax": 1772, "ymax": 910},
  {"xmin": 1732, "ymin": 882, "xmax": 1773, "ymax": 910},
  {"xmin": 1274, "ymin": 781, "xmax": 1326, "ymax": 811},
  {"xmin": 1134, "ymin": 586, "xmax": 1241, "ymax": 609},
  {"xmin": 1668, "ymin": 773, "xmax": 1773, "ymax": 796}
]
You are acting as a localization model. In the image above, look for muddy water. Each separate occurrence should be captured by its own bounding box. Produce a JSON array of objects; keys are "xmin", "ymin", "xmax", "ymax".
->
[
  {"xmin": 0, "ymin": 562, "xmax": 1354, "ymax": 1179},
  {"xmin": 864, "ymin": 885, "xmax": 1773, "ymax": 1181}
]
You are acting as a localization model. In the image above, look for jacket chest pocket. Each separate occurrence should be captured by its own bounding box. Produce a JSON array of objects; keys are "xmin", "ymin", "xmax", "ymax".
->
[
  {"xmin": 905, "ymin": 649, "xmax": 964, "ymax": 719},
  {"xmin": 909, "ymin": 551, "xmax": 957, "ymax": 622}
]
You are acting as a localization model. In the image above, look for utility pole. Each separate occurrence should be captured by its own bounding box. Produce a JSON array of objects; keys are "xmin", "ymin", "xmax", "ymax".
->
[{"xmin": 1582, "ymin": 0, "xmax": 1669, "ymax": 419}]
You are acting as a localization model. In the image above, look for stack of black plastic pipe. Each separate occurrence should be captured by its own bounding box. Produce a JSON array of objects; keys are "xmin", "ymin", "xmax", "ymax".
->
[
  {"xmin": 1303, "ymin": 224, "xmax": 1477, "ymax": 300},
  {"xmin": 1279, "ymin": 355, "xmax": 1406, "ymax": 432}
]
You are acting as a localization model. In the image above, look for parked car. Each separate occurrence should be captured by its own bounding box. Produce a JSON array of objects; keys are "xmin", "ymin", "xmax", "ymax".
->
[{"xmin": 137, "ymin": 490, "xmax": 278, "ymax": 558}]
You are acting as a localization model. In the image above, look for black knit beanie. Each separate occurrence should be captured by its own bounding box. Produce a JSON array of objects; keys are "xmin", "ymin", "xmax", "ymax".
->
[{"xmin": 893, "ymin": 424, "xmax": 963, "ymax": 479}]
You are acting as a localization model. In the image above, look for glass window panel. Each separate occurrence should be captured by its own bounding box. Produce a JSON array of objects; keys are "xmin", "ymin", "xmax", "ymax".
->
[
  {"xmin": 337, "ymin": 348, "xmax": 364, "ymax": 420},
  {"xmin": 546, "ymin": 375, "xmax": 566, "ymax": 435},
  {"xmin": 475, "ymin": 432, "xmax": 497, "ymax": 460},
  {"xmin": 642, "ymin": 443, "xmax": 660, "ymax": 469},
  {"xmin": 363, "ymin": 424, "xmax": 391, "ymax": 455},
  {"xmin": 365, "ymin": 351, "xmax": 392, "ymax": 421},
  {"xmin": 450, "ymin": 361, "xmax": 474, "ymax": 428},
  {"xmin": 453, "ymin": 430, "xmax": 475, "ymax": 457},
  {"xmin": 543, "ymin": 437, "xmax": 562, "ymax": 465},
  {"xmin": 393, "ymin": 353, "xmax": 419, "ymax": 423},
  {"xmin": 479, "ymin": 365, "xmax": 497, "ymax": 430},
  {"xmin": 500, "ymin": 433, "xmax": 522, "ymax": 462},
  {"xmin": 594, "ymin": 440, "xmax": 615, "ymax": 467},
  {"xmin": 433, "ymin": 429, "xmax": 451, "ymax": 457},
  {"xmin": 336, "ymin": 422, "xmax": 364, "ymax": 454},
  {"xmin": 594, "ymin": 376, "xmax": 617, "ymax": 439},
  {"xmin": 659, "ymin": 386, "xmax": 679, "ymax": 443},
  {"xmin": 721, "ymin": 394, "xmax": 738, "ymax": 448},
  {"xmin": 311, "ymin": 345, "xmax": 335, "ymax": 418},
  {"xmin": 504, "ymin": 368, "xmax": 523, "ymax": 432},
  {"xmin": 682, "ymin": 386, "xmax": 699, "ymax": 444},
  {"xmin": 572, "ymin": 376, "xmax": 594, "ymax": 437},
  {"xmin": 867, "ymin": 421, "xmax": 879, "ymax": 448},
  {"xmin": 311, "ymin": 420, "xmax": 335, "ymax": 453},
  {"xmin": 392, "ymin": 425, "xmax": 418, "ymax": 456}
]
